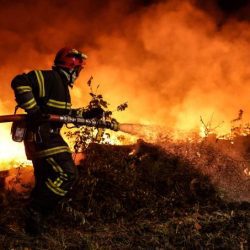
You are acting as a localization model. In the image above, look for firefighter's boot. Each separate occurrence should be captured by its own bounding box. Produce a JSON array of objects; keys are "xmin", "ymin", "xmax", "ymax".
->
[{"xmin": 24, "ymin": 207, "xmax": 44, "ymax": 236}]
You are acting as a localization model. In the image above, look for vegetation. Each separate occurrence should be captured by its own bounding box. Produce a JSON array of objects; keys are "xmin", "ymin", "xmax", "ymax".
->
[{"xmin": 0, "ymin": 138, "xmax": 249, "ymax": 249}]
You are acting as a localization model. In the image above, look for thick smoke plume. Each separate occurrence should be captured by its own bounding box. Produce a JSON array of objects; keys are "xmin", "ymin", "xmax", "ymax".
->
[{"xmin": 0, "ymin": 0, "xmax": 250, "ymax": 160}]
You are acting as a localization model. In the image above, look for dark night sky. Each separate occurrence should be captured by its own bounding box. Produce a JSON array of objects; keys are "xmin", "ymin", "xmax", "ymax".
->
[
  {"xmin": 138, "ymin": 0, "xmax": 250, "ymax": 19},
  {"xmin": 217, "ymin": 0, "xmax": 249, "ymax": 12},
  {"xmin": 139, "ymin": 0, "xmax": 250, "ymax": 10}
]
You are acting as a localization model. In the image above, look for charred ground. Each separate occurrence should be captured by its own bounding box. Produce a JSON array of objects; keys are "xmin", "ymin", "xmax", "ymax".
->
[{"xmin": 0, "ymin": 139, "xmax": 249, "ymax": 249}]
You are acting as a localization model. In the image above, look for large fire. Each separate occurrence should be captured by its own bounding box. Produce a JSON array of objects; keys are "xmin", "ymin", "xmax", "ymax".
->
[
  {"xmin": 0, "ymin": 123, "xmax": 27, "ymax": 168},
  {"xmin": 0, "ymin": 0, "xmax": 250, "ymax": 170}
]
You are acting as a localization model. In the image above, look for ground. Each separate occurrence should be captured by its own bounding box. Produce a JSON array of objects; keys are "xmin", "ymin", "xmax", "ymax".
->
[{"xmin": 0, "ymin": 139, "xmax": 249, "ymax": 249}]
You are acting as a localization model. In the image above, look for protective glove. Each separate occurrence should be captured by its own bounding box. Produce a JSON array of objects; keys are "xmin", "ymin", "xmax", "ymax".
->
[{"xmin": 82, "ymin": 107, "xmax": 104, "ymax": 119}]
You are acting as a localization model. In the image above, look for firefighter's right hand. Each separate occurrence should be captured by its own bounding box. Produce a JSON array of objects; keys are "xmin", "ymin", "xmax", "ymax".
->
[{"xmin": 27, "ymin": 109, "xmax": 49, "ymax": 125}]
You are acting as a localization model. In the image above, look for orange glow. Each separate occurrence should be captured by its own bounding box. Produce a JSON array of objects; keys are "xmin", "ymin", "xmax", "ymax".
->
[
  {"xmin": 0, "ymin": 0, "xmax": 250, "ymax": 169},
  {"xmin": 0, "ymin": 124, "xmax": 26, "ymax": 165}
]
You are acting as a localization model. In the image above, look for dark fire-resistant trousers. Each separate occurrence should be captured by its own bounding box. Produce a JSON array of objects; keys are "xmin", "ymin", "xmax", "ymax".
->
[{"xmin": 29, "ymin": 152, "xmax": 78, "ymax": 214}]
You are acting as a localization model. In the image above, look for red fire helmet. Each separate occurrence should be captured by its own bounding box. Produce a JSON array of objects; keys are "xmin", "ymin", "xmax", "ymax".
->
[{"xmin": 54, "ymin": 48, "xmax": 87, "ymax": 73}]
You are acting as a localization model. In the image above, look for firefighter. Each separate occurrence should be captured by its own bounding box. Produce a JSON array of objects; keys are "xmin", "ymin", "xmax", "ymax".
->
[{"xmin": 11, "ymin": 48, "xmax": 103, "ymax": 235}]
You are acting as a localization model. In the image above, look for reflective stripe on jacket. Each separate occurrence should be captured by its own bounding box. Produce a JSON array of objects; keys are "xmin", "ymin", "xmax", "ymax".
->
[{"xmin": 11, "ymin": 69, "xmax": 74, "ymax": 160}]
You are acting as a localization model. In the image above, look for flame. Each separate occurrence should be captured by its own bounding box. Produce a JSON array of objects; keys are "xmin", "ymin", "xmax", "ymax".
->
[
  {"xmin": 0, "ymin": 123, "xmax": 27, "ymax": 170},
  {"xmin": 199, "ymin": 125, "xmax": 207, "ymax": 138},
  {"xmin": 100, "ymin": 130, "xmax": 137, "ymax": 145},
  {"xmin": 0, "ymin": 0, "xmax": 250, "ymax": 168}
]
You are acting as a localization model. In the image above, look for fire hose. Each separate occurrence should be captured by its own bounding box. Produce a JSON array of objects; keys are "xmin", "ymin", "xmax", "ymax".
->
[
  {"xmin": 0, "ymin": 114, "xmax": 144, "ymax": 137},
  {"xmin": 0, "ymin": 114, "xmax": 120, "ymax": 131},
  {"xmin": 0, "ymin": 114, "xmax": 147, "ymax": 142}
]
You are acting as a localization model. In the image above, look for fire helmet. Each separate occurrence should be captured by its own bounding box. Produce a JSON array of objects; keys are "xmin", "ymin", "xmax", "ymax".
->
[{"xmin": 54, "ymin": 47, "xmax": 87, "ymax": 76}]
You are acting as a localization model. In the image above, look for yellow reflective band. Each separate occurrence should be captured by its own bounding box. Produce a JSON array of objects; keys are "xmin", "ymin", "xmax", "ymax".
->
[
  {"xmin": 46, "ymin": 178, "xmax": 67, "ymax": 196},
  {"xmin": 46, "ymin": 157, "xmax": 69, "ymax": 181},
  {"xmin": 47, "ymin": 99, "xmax": 72, "ymax": 109},
  {"xmin": 35, "ymin": 146, "xmax": 72, "ymax": 158},
  {"xmin": 35, "ymin": 70, "xmax": 45, "ymax": 98},
  {"xmin": 21, "ymin": 98, "xmax": 37, "ymax": 110},
  {"xmin": 48, "ymin": 178, "xmax": 66, "ymax": 193},
  {"xmin": 59, "ymin": 174, "xmax": 68, "ymax": 181},
  {"xmin": 54, "ymin": 177, "xmax": 63, "ymax": 187},
  {"xmin": 16, "ymin": 86, "xmax": 32, "ymax": 94},
  {"xmin": 46, "ymin": 157, "xmax": 63, "ymax": 173}
]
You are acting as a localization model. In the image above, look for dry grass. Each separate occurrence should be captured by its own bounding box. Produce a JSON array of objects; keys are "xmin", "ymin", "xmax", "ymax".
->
[{"xmin": 0, "ymin": 139, "xmax": 249, "ymax": 249}]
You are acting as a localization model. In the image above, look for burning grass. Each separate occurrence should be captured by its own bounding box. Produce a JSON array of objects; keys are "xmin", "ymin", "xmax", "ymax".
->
[{"xmin": 0, "ymin": 138, "xmax": 249, "ymax": 249}]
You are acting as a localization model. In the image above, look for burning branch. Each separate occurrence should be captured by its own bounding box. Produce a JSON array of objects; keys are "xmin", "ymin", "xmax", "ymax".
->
[
  {"xmin": 200, "ymin": 114, "xmax": 224, "ymax": 137},
  {"xmin": 231, "ymin": 109, "xmax": 243, "ymax": 123}
]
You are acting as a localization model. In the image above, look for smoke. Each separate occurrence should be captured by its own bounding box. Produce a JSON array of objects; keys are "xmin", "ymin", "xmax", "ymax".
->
[
  {"xmin": 0, "ymin": 0, "xmax": 249, "ymax": 200},
  {"xmin": 0, "ymin": 0, "xmax": 250, "ymax": 136}
]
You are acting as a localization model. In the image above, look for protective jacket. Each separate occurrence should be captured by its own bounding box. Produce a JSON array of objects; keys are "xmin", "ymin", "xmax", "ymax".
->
[{"xmin": 11, "ymin": 68, "xmax": 78, "ymax": 160}]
